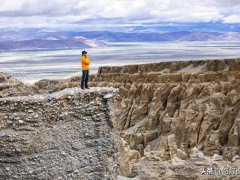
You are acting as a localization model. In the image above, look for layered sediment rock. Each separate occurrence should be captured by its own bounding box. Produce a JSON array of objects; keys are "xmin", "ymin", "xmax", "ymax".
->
[
  {"xmin": 0, "ymin": 87, "xmax": 118, "ymax": 180},
  {"xmin": 91, "ymin": 58, "xmax": 240, "ymax": 179}
]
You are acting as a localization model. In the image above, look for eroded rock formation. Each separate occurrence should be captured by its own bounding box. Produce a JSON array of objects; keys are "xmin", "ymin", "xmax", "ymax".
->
[
  {"xmin": 91, "ymin": 58, "xmax": 240, "ymax": 179},
  {"xmin": 0, "ymin": 72, "xmax": 36, "ymax": 98}
]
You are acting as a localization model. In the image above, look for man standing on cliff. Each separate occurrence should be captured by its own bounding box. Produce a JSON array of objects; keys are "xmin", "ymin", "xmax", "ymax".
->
[{"xmin": 81, "ymin": 50, "xmax": 90, "ymax": 89}]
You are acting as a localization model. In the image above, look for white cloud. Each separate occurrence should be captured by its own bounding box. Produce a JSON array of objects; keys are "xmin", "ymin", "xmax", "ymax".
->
[
  {"xmin": 0, "ymin": 0, "xmax": 239, "ymax": 28},
  {"xmin": 224, "ymin": 15, "xmax": 240, "ymax": 23}
]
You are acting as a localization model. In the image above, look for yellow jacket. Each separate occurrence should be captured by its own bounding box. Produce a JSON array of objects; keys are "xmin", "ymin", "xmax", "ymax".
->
[{"xmin": 81, "ymin": 55, "xmax": 90, "ymax": 70}]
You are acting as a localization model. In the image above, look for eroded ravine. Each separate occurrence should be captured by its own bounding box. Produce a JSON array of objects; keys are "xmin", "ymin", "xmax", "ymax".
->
[{"xmin": 92, "ymin": 58, "xmax": 240, "ymax": 179}]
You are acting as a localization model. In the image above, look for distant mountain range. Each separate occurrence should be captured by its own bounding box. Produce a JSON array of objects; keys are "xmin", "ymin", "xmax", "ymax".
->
[
  {"xmin": 0, "ymin": 28, "xmax": 240, "ymax": 50},
  {"xmin": 0, "ymin": 29, "xmax": 107, "ymax": 50},
  {"xmin": 79, "ymin": 31, "xmax": 240, "ymax": 42}
]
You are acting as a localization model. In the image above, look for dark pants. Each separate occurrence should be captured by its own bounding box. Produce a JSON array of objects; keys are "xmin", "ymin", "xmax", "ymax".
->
[{"xmin": 81, "ymin": 70, "xmax": 89, "ymax": 88}]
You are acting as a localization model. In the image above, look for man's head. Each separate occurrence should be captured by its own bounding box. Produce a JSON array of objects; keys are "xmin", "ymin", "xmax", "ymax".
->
[{"xmin": 82, "ymin": 50, "xmax": 87, "ymax": 56}]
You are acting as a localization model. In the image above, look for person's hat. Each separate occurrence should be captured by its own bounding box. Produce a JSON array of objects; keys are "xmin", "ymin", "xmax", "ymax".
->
[{"xmin": 82, "ymin": 50, "xmax": 87, "ymax": 55}]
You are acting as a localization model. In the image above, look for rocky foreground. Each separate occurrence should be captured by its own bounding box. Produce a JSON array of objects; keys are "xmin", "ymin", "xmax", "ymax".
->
[
  {"xmin": 0, "ymin": 58, "xmax": 240, "ymax": 179},
  {"xmin": 0, "ymin": 87, "xmax": 119, "ymax": 179}
]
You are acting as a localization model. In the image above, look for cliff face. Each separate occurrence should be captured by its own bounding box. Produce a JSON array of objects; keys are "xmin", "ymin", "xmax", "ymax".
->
[
  {"xmin": 1, "ymin": 58, "xmax": 240, "ymax": 179},
  {"xmin": 0, "ymin": 87, "xmax": 118, "ymax": 180},
  {"xmin": 91, "ymin": 58, "xmax": 240, "ymax": 179}
]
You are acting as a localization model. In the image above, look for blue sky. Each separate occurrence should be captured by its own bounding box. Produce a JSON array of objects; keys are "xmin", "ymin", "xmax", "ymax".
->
[{"xmin": 0, "ymin": 0, "xmax": 240, "ymax": 32}]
